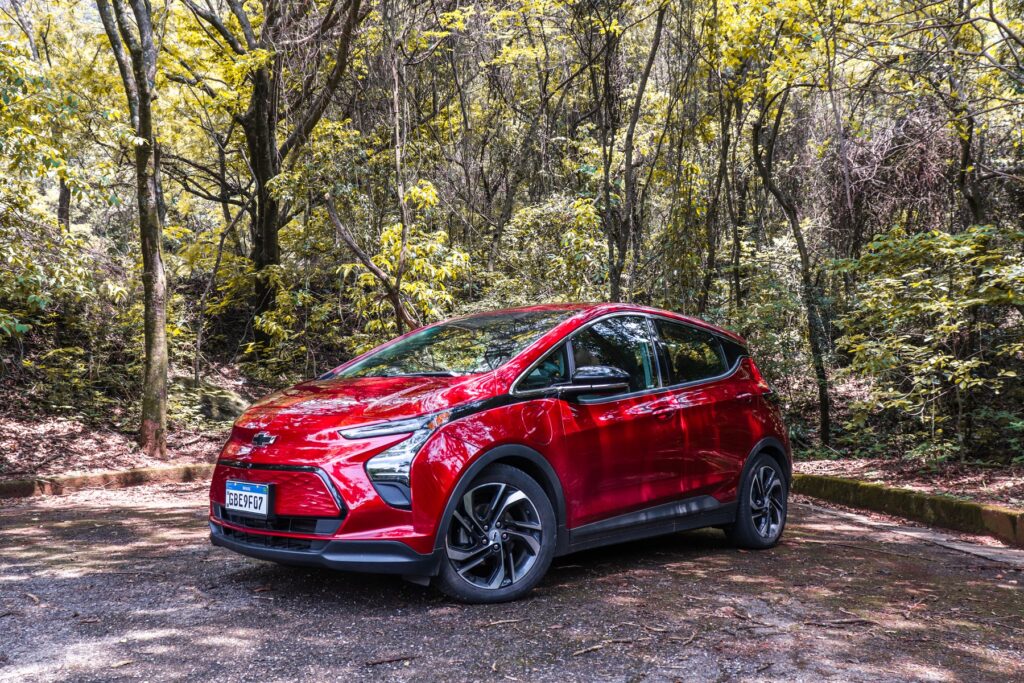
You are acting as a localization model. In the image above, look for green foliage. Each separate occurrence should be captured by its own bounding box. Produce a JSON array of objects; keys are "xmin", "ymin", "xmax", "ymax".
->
[
  {"xmin": 485, "ymin": 195, "xmax": 608, "ymax": 306},
  {"xmin": 0, "ymin": 39, "xmax": 136, "ymax": 415},
  {"xmin": 837, "ymin": 225, "xmax": 1024, "ymax": 459},
  {"xmin": 723, "ymin": 238, "xmax": 809, "ymax": 390},
  {"xmin": 342, "ymin": 215, "xmax": 469, "ymax": 347},
  {"xmin": 2, "ymin": 0, "xmax": 1024, "ymax": 473}
]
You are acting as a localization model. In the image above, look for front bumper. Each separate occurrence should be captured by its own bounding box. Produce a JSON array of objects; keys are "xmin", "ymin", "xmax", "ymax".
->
[{"xmin": 210, "ymin": 522, "xmax": 442, "ymax": 575}]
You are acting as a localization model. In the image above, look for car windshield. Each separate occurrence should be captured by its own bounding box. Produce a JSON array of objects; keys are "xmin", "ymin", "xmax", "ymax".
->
[{"xmin": 336, "ymin": 310, "xmax": 573, "ymax": 378}]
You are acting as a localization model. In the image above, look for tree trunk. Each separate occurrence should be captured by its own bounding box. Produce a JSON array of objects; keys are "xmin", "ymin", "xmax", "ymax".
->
[
  {"xmin": 241, "ymin": 69, "xmax": 281, "ymax": 346},
  {"xmin": 789, "ymin": 213, "xmax": 831, "ymax": 447},
  {"xmin": 137, "ymin": 130, "xmax": 169, "ymax": 458},
  {"xmin": 697, "ymin": 97, "xmax": 731, "ymax": 315},
  {"xmin": 325, "ymin": 198, "xmax": 417, "ymax": 332},
  {"xmin": 752, "ymin": 92, "xmax": 831, "ymax": 446},
  {"xmin": 96, "ymin": 0, "xmax": 168, "ymax": 458},
  {"xmin": 10, "ymin": 0, "xmax": 39, "ymax": 61},
  {"xmin": 183, "ymin": 0, "xmax": 363, "ymax": 345},
  {"xmin": 387, "ymin": 8, "xmax": 412, "ymax": 331},
  {"xmin": 57, "ymin": 179, "xmax": 71, "ymax": 229},
  {"xmin": 612, "ymin": 4, "xmax": 665, "ymax": 302}
]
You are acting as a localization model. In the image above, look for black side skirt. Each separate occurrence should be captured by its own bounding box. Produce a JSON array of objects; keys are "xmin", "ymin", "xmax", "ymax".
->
[{"xmin": 561, "ymin": 496, "xmax": 737, "ymax": 555}]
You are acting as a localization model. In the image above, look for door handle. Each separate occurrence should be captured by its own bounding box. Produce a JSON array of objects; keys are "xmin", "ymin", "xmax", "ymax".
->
[{"xmin": 652, "ymin": 407, "xmax": 678, "ymax": 421}]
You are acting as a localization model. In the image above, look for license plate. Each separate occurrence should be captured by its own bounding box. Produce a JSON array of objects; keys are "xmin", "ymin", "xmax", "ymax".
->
[{"xmin": 225, "ymin": 480, "xmax": 270, "ymax": 518}]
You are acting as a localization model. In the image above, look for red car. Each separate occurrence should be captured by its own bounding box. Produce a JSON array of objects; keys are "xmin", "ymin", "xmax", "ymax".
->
[{"xmin": 210, "ymin": 304, "xmax": 790, "ymax": 602}]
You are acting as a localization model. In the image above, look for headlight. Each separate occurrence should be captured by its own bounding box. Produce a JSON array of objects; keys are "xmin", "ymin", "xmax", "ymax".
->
[
  {"xmin": 342, "ymin": 411, "xmax": 451, "ymax": 507},
  {"xmin": 339, "ymin": 411, "xmax": 444, "ymax": 438}
]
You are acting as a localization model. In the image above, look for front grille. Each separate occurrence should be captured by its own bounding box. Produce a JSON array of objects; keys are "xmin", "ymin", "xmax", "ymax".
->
[
  {"xmin": 214, "ymin": 505, "xmax": 342, "ymax": 535},
  {"xmin": 220, "ymin": 526, "xmax": 329, "ymax": 552},
  {"xmin": 212, "ymin": 463, "xmax": 345, "ymax": 517}
]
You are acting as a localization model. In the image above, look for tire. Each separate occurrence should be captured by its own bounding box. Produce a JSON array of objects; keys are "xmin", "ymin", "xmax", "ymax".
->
[
  {"xmin": 725, "ymin": 453, "xmax": 788, "ymax": 549},
  {"xmin": 435, "ymin": 464, "xmax": 557, "ymax": 603}
]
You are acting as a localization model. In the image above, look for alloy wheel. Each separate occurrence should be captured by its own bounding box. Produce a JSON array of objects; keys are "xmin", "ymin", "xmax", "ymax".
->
[
  {"xmin": 749, "ymin": 465, "xmax": 784, "ymax": 540},
  {"xmin": 445, "ymin": 482, "xmax": 544, "ymax": 590}
]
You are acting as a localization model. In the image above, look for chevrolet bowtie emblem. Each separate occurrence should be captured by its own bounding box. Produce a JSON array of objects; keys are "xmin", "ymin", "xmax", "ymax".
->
[{"xmin": 251, "ymin": 432, "xmax": 276, "ymax": 447}]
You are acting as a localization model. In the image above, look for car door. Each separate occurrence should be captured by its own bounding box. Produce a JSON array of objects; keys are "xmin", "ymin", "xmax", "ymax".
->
[
  {"xmin": 555, "ymin": 315, "xmax": 687, "ymax": 526},
  {"xmin": 652, "ymin": 319, "xmax": 752, "ymax": 498}
]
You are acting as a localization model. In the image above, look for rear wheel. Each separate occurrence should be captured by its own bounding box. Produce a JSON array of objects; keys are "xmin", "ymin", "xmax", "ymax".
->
[
  {"xmin": 435, "ymin": 464, "xmax": 556, "ymax": 603},
  {"xmin": 725, "ymin": 453, "xmax": 788, "ymax": 549}
]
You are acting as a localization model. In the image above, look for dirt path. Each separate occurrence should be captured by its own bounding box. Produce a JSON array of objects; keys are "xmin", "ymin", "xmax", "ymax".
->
[{"xmin": 1, "ymin": 483, "xmax": 1022, "ymax": 682}]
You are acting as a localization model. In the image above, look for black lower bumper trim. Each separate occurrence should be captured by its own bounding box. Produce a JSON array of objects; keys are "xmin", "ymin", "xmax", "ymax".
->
[{"xmin": 210, "ymin": 523, "xmax": 441, "ymax": 576}]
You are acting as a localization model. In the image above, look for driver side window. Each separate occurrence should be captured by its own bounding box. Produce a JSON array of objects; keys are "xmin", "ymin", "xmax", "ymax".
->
[
  {"xmin": 518, "ymin": 344, "xmax": 570, "ymax": 391},
  {"xmin": 570, "ymin": 316, "xmax": 656, "ymax": 394}
]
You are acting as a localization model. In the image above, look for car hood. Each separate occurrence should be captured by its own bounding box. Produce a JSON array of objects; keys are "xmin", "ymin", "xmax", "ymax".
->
[
  {"xmin": 222, "ymin": 373, "xmax": 499, "ymax": 466},
  {"xmin": 238, "ymin": 374, "xmax": 497, "ymax": 430}
]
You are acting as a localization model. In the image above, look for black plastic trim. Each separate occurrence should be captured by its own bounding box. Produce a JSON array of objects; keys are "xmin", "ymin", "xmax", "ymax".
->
[
  {"xmin": 741, "ymin": 436, "xmax": 792, "ymax": 484},
  {"xmin": 565, "ymin": 498, "xmax": 737, "ymax": 555},
  {"xmin": 373, "ymin": 481, "xmax": 412, "ymax": 508},
  {"xmin": 210, "ymin": 523, "xmax": 442, "ymax": 575},
  {"xmin": 213, "ymin": 504, "xmax": 342, "ymax": 535}
]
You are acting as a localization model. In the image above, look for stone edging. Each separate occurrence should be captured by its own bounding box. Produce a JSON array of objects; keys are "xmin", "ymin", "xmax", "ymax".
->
[
  {"xmin": 793, "ymin": 473, "xmax": 1024, "ymax": 548},
  {"xmin": 0, "ymin": 464, "xmax": 215, "ymax": 499}
]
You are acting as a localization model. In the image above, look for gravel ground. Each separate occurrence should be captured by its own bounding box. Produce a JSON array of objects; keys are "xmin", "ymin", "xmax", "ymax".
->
[{"xmin": 1, "ymin": 483, "xmax": 1022, "ymax": 682}]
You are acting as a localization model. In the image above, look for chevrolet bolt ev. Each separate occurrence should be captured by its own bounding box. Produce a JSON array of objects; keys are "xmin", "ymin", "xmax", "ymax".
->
[{"xmin": 210, "ymin": 304, "xmax": 791, "ymax": 603}]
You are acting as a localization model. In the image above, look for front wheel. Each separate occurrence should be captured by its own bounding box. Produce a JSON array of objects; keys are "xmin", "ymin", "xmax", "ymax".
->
[
  {"xmin": 725, "ymin": 454, "xmax": 788, "ymax": 549},
  {"xmin": 435, "ymin": 464, "xmax": 556, "ymax": 603}
]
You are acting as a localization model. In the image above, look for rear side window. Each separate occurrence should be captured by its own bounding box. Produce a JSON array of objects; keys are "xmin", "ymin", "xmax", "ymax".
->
[
  {"xmin": 655, "ymin": 320, "xmax": 726, "ymax": 385},
  {"xmin": 720, "ymin": 338, "xmax": 748, "ymax": 367},
  {"xmin": 518, "ymin": 344, "xmax": 570, "ymax": 391},
  {"xmin": 571, "ymin": 316, "xmax": 657, "ymax": 394}
]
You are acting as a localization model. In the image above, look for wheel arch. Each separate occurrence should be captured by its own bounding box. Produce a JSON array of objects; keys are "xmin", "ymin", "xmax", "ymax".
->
[
  {"xmin": 433, "ymin": 443, "xmax": 569, "ymax": 554},
  {"xmin": 741, "ymin": 437, "xmax": 791, "ymax": 485}
]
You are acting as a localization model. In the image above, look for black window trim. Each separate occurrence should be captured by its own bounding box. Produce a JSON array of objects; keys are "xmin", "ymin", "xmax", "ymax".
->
[
  {"xmin": 509, "ymin": 311, "xmax": 748, "ymax": 401},
  {"xmin": 652, "ymin": 315, "xmax": 729, "ymax": 387}
]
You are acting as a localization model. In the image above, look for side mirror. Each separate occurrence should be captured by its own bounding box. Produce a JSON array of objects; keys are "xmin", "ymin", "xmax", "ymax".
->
[{"xmin": 560, "ymin": 365, "xmax": 631, "ymax": 396}]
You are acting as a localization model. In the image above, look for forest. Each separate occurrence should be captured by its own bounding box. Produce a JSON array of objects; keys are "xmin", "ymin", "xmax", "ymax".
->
[{"xmin": 1, "ymin": 0, "xmax": 1023, "ymax": 470}]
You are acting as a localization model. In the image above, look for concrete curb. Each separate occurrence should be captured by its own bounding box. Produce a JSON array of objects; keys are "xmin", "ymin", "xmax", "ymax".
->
[
  {"xmin": 0, "ymin": 463, "xmax": 215, "ymax": 499},
  {"xmin": 793, "ymin": 473, "xmax": 1024, "ymax": 548}
]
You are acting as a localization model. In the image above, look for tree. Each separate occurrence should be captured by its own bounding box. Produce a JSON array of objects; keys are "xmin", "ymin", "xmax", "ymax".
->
[
  {"xmin": 4, "ymin": 0, "xmax": 1024, "ymax": 462},
  {"xmin": 95, "ymin": 0, "xmax": 169, "ymax": 457},
  {"xmin": 752, "ymin": 87, "xmax": 832, "ymax": 446},
  {"xmin": 180, "ymin": 0, "xmax": 365, "ymax": 348}
]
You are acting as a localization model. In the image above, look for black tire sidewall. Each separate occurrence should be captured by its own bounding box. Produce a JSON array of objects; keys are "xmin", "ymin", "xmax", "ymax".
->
[
  {"xmin": 436, "ymin": 464, "xmax": 557, "ymax": 603},
  {"xmin": 728, "ymin": 454, "xmax": 788, "ymax": 549}
]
